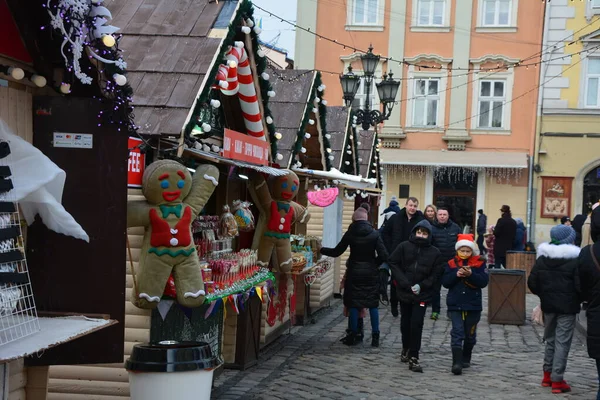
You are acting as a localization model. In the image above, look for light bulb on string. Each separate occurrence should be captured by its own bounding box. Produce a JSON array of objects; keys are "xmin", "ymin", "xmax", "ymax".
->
[{"xmin": 102, "ymin": 34, "xmax": 116, "ymax": 47}]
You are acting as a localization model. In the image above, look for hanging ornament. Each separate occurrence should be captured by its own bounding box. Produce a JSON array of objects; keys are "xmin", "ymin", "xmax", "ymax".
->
[
  {"xmin": 274, "ymin": 132, "xmax": 282, "ymax": 140},
  {"xmin": 328, "ymin": 155, "xmax": 334, "ymax": 161},
  {"xmin": 211, "ymin": 145, "xmax": 220, "ymax": 153},
  {"xmin": 276, "ymin": 153, "xmax": 283, "ymax": 160},
  {"xmin": 257, "ymin": 49, "xmax": 265, "ymax": 57},
  {"xmin": 261, "ymin": 72, "xmax": 270, "ymax": 81},
  {"xmin": 326, "ymin": 148, "xmax": 332, "ymax": 153},
  {"xmin": 312, "ymin": 107, "xmax": 318, "ymax": 113},
  {"xmin": 358, "ymin": 158, "xmax": 363, "ymax": 162},
  {"xmin": 241, "ymin": 26, "xmax": 251, "ymax": 34},
  {"xmin": 267, "ymin": 91, "xmax": 276, "ymax": 97},
  {"xmin": 102, "ymin": 34, "xmax": 116, "ymax": 47},
  {"xmin": 113, "ymin": 74, "xmax": 127, "ymax": 86},
  {"xmin": 210, "ymin": 99, "xmax": 221, "ymax": 108},
  {"xmin": 31, "ymin": 75, "xmax": 47, "ymax": 87},
  {"xmin": 202, "ymin": 144, "xmax": 210, "ymax": 152},
  {"xmin": 357, "ymin": 141, "xmax": 362, "ymax": 146},
  {"xmin": 305, "ymin": 133, "xmax": 311, "ymax": 139},
  {"xmin": 59, "ymin": 83, "xmax": 71, "ymax": 94},
  {"xmin": 300, "ymin": 147, "xmax": 307, "ymax": 153},
  {"xmin": 201, "ymin": 122, "xmax": 212, "ymax": 132},
  {"xmin": 346, "ymin": 150, "xmax": 352, "ymax": 155},
  {"xmin": 321, "ymin": 100, "xmax": 328, "ymax": 106},
  {"xmin": 314, "ymin": 97, "xmax": 321, "ymax": 104},
  {"xmin": 325, "ymin": 134, "xmax": 331, "ymax": 139},
  {"xmin": 266, "ymin": 116, "xmax": 274, "ymax": 124},
  {"xmin": 254, "ymin": 26, "xmax": 262, "ymax": 34},
  {"xmin": 345, "ymin": 161, "xmax": 350, "ymax": 165},
  {"xmin": 246, "ymin": 18, "xmax": 255, "ymax": 28},
  {"xmin": 234, "ymin": 41, "xmax": 245, "ymax": 48},
  {"xmin": 308, "ymin": 119, "xmax": 315, "ymax": 125}
]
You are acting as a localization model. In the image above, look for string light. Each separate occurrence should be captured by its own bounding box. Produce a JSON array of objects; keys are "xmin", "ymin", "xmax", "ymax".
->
[{"xmin": 253, "ymin": 3, "xmax": 595, "ymax": 73}]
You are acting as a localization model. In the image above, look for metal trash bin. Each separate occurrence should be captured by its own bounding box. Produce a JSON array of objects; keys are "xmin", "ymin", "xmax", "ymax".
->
[
  {"xmin": 488, "ymin": 269, "xmax": 526, "ymax": 325},
  {"xmin": 125, "ymin": 341, "xmax": 220, "ymax": 400}
]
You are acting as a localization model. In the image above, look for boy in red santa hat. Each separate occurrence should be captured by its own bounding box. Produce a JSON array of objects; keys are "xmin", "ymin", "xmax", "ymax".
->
[{"xmin": 442, "ymin": 234, "xmax": 489, "ymax": 375}]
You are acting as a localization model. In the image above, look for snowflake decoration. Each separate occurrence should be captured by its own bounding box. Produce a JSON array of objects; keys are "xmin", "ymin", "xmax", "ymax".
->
[{"xmin": 46, "ymin": 0, "xmax": 123, "ymax": 85}]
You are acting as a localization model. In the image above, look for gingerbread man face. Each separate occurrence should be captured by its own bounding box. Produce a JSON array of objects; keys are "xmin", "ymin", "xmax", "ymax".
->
[
  {"xmin": 271, "ymin": 171, "xmax": 299, "ymax": 202},
  {"xmin": 142, "ymin": 160, "xmax": 193, "ymax": 205}
]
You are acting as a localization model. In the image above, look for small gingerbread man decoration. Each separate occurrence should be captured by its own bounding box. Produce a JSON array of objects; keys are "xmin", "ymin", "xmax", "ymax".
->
[
  {"xmin": 127, "ymin": 160, "xmax": 219, "ymax": 309},
  {"xmin": 250, "ymin": 170, "xmax": 310, "ymax": 273}
]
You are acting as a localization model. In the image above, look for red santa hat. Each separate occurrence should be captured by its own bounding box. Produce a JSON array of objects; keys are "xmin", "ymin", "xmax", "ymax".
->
[{"xmin": 455, "ymin": 233, "xmax": 479, "ymax": 256}]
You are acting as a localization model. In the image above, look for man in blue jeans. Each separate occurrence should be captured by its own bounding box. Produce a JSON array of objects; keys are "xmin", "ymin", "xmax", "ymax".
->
[{"xmin": 430, "ymin": 208, "xmax": 460, "ymax": 320}]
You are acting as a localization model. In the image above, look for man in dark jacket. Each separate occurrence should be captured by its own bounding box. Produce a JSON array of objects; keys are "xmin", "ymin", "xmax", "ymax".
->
[
  {"xmin": 528, "ymin": 225, "xmax": 580, "ymax": 394},
  {"xmin": 493, "ymin": 205, "xmax": 517, "ymax": 268},
  {"xmin": 476, "ymin": 209, "xmax": 487, "ymax": 255},
  {"xmin": 571, "ymin": 213, "xmax": 586, "ymax": 247},
  {"xmin": 381, "ymin": 197, "xmax": 424, "ymax": 317},
  {"xmin": 387, "ymin": 220, "xmax": 444, "ymax": 373},
  {"xmin": 578, "ymin": 225, "xmax": 600, "ymax": 400},
  {"xmin": 430, "ymin": 207, "xmax": 461, "ymax": 320}
]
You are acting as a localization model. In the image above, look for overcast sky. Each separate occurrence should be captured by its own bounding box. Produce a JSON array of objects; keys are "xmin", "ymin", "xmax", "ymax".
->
[{"xmin": 252, "ymin": 0, "xmax": 298, "ymax": 60}]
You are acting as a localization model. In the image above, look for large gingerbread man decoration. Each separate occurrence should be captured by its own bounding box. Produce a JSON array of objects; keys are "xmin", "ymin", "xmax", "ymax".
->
[
  {"xmin": 127, "ymin": 160, "xmax": 219, "ymax": 309},
  {"xmin": 250, "ymin": 170, "xmax": 310, "ymax": 273}
]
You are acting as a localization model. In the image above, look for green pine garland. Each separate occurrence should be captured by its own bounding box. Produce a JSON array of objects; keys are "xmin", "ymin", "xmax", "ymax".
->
[
  {"xmin": 315, "ymin": 72, "xmax": 333, "ymax": 171},
  {"xmin": 183, "ymin": 0, "xmax": 278, "ymax": 159},
  {"xmin": 350, "ymin": 110, "xmax": 360, "ymax": 175},
  {"xmin": 290, "ymin": 72, "xmax": 318, "ymax": 167}
]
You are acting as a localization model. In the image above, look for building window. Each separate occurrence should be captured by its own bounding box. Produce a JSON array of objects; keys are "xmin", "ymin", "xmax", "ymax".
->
[
  {"xmin": 482, "ymin": 0, "xmax": 512, "ymax": 26},
  {"xmin": 412, "ymin": 78, "xmax": 440, "ymax": 126},
  {"xmin": 585, "ymin": 58, "xmax": 600, "ymax": 107},
  {"xmin": 352, "ymin": 0, "xmax": 379, "ymax": 25},
  {"xmin": 594, "ymin": 0, "xmax": 600, "ymax": 8},
  {"xmin": 417, "ymin": 0, "xmax": 446, "ymax": 26},
  {"xmin": 477, "ymin": 80, "xmax": 505, "ymax": 128}
]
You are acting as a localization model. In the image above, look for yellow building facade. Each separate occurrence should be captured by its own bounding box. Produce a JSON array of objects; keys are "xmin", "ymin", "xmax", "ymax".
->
[{"xmin": 533, "ymin": 0, "xmax": 600, "ymax": 242}]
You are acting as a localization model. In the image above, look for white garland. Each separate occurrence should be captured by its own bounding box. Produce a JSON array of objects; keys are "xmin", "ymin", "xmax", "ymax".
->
[
  {"xmin": 47, "ymin": 0, "xmax": 124, "ymax": 85},
  {"xmin": 383, "ymin": 165, "xmax": 523, "ymax": 184}
]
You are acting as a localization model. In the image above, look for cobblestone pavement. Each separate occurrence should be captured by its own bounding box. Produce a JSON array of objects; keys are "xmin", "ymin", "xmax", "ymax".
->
[{"xmin": 212, "ymin": 289, "xmax": 598, "ymax": 399}]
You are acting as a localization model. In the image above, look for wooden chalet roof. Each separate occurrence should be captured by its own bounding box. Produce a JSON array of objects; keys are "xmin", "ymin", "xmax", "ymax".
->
[
  {"xmin": 325, "ymin": 106, "xmax": 349, "ymax": 171},
  {"xmin": 267, "ymin": 69, "xmax": 316, "ymax": 168},
  {"xmin": 106, "ymin": 0, "xmax": 225, "ymax": 136},
  {"xmin": 356, "ymin": 129, "xmax": 376, "ymax": 178}
]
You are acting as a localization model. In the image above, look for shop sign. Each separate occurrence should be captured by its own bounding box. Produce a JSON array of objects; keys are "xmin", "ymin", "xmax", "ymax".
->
[
  {"xmin": 128, "ymin": 137, "xmax": 145, "ymax": 188},
  {"xmin": 223, "ymin": 128, "xmax": 269, "ymax": 166}
]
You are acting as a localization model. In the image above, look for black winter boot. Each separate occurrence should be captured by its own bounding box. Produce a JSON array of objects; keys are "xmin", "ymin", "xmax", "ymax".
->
[
  {"xmin": 400, "ymin": 349, "xmax": 409, "ymax": 363},
  {"xmin": 341, "ymin": 332, "xmax": 360, "ymax": 346},
  {"xmin": 357, "ymin": 318, "xmax": 364, "ymax": 342},
  {"xmin": 451, "ymin": 347, "xmax": 463, "ymax": 375},
  {"xmin": 371, "ymin": 332, "xmax": 380, "ymax": 347},
  {"xmin": 408, "ymin": 357, "xmax": 423, "ymax": 373},
  {"xmin": 462, "ymin": 345, "xmax": 473, "ymax": 368}
]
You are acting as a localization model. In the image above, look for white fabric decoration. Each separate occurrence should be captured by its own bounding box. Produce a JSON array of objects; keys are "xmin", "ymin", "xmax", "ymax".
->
[{"xmin": 0, "ymin": 120, "xmax": 89, "ymax": 241}]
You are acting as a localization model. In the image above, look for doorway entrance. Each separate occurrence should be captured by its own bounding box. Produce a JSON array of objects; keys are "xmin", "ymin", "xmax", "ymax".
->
[
  {"xmin": 583, "ymin": 165, "xmax": 600, "ymax": 215},
  {"xmin": 433, "ymin": 168, "xmax": 478, "ymax": 233}
]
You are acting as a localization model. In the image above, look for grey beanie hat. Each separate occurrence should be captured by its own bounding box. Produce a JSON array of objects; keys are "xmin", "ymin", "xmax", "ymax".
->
[{"xmin": 550, "ymin": 224, "xmax": 576, "ymax": 245}]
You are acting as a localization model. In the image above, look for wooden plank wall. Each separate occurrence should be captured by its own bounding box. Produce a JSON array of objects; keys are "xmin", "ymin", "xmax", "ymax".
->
[
  {"xmin": 47, "ymin": 189, "xmax": 148, "ymax": 399},
  {"xmin": 0, "ymin": 84, "xmax": 33, "ymax": 143},
  {"xmin": 309, "ymin": 267, "xmax": 334, "ymax": 309},
  {"xmin": 334, "ymin": 200, "xmax": 354, "ymax": 294},
  {"xmin": 305, "ymin": 204, "xmax": 324, "ymax": 238}
]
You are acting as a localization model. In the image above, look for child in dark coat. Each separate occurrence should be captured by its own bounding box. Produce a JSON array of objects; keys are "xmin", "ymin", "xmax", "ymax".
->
[
  {"xmin": 387, "ymin": 220, "xmax": 444, "ymax": 373},
  {"xmin": 528, "ymin": 224, "xmax": 580, "ymax": 394},
  {"xmin": 442, "ymin": 234, "xmax": 489, "ymax": 375}
]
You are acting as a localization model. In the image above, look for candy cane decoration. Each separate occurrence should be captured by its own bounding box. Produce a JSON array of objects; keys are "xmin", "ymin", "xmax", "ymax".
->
[{"xmin": 215, "ymin": 42, "xmax": 265, "ymax": 140}]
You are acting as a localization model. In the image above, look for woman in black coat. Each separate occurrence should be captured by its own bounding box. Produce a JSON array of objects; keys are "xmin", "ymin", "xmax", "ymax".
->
[
  {"xmin": 579, "ymin": 236, "xmax": 600, "ymax": 400},
  {"xmin": 320, "ymin": 205, "xmax": 388, "ymax": 347},
  {"xmin": 387, "ymin": 220, "xmax": 444, "ymax": 373}
]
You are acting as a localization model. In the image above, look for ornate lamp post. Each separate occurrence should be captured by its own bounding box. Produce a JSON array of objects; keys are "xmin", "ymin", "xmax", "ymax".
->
[{"xmin": 339, "ymin": 45, "xmax": 401, "ymax": 131}]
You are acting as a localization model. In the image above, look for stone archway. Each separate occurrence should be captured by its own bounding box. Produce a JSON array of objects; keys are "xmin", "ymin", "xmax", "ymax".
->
[{"xmin": 575, "ymin": 159, "xmax": 600, "ymax": 215}]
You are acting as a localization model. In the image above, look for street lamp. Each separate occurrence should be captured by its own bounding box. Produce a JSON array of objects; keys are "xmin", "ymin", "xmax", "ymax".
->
[{"xmin": 339, "ymin": 45, "xmax": 401, "ymax": 131}]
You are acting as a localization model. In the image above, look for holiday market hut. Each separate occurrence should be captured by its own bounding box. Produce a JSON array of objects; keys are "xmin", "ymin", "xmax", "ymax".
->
[{"xmin": 1, "ymin": 0, "xmax": 137, "ymax": 398}]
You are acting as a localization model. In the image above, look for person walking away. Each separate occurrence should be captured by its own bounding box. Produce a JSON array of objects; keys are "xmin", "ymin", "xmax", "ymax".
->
[
  {"xmin": 528, "ymin": 224, "xmax": 580, "ymax": 394},
  {"xmin": 320, "ymin": 204, "xmax": 388, "ymax": 347},
  {"xmin": 572, "ymin": 213, "xmax": 586, "ymax": 247},
  {"xmin": 513, "ymin": 218, "xmax": 526, "ymax": 251},
  {"xmin": 493, "ymin": 205, "xmax": 517, "ymax": 268},
  {"xmin": 430, "ymin": 207, "xmax": 461, "ymax": 320},
  {"xmin": 387, "ymin": 220, "xmax": 443, "ymax": 372},
  {"xmin": 476, "ymin": 209, "xmax": 487, "ymax": 255},
  {"xmin": 381, "ymin": 197, "xmax": 424, "ymax": 317},
  {"xmin": 578, "ymin": 215, "xmax": 600, "ymax": 400},
  {"xmin": 442, "ymin": 234, "xmax": 489, "ymax": 375},
  {"xmin": 424, "ymin": 204, "xmax": 438, "ymax": 224}
]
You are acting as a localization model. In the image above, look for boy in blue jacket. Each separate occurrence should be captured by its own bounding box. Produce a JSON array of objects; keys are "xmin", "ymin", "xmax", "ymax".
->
[{"xmin": 442, "ymin": 234, "xmax": 489, "ymax": 375}]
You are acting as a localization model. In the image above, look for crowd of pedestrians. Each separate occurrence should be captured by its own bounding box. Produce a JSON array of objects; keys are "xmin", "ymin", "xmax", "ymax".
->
[{"xmin": 319, "ymin": 196, "xmax": 600, "ymax": 399}]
